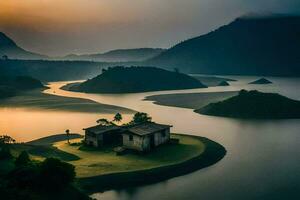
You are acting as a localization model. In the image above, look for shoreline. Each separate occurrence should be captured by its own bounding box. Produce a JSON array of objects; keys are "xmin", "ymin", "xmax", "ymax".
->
[
  {"xmin": 0, "ymin": 88, "xmax": 135, "ymax": 114},
  {"xmin": 77, "ymin": 135, "xmax": 226, "ymax": 194},
  {"xmin": 61, "ymin": 82, "xmax": 208, "ymax": 94},
  {"xmin": 144, "ymin": 91, "xmax": 238, "ymax": 109}
]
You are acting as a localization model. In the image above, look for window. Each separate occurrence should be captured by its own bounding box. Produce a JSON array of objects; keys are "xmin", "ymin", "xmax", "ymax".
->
[{"xmin": 129, "ymin": 135, "xmax": 133, "ymax": 141}]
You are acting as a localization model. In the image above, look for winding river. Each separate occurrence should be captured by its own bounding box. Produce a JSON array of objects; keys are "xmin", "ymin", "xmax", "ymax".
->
[{"xmin": 1, "ymin": 76, "xmax": 300, "ymax": 199}]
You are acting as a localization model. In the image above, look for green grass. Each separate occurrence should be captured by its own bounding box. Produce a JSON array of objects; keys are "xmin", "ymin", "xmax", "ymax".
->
[
  {"xmin": 10, "ymin": 144, "xmax": 80, "ymax": 162},
  {"xmin": 54, "ymin": 134, "xmax": 205, "ymax": 178},
  {"xmin": 27, "ymin": 134, "xmax": 83, "ymax": 146},
  {"xmin": 78, "ymin": 135, "xmax": 226, "ymax": 193}
]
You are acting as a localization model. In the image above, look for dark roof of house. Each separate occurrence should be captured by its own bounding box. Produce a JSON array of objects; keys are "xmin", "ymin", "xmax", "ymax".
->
[
  {"xmin": 125, "ymin": 122, "xmax": 172, "ymax": 136},
  {"xmin": 83, "ymin": 125, "xmax": 120, "ymax": 135}
]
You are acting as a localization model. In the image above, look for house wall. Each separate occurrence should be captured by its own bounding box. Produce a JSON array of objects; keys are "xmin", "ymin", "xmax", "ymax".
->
[
  {"xmin": 85, "ymin": 131, "xmax": 103, "ymax": 147},
  {"xmin": 122, "ymin": 134, "xmax": 146, "ymax": 151},
  {"xmin": 122, "ymin": 128, "xmax": 170, "ymax": 152},
  {"xmin": 154, "ymin": 129, "xmax": 170, "ymax": 146}
]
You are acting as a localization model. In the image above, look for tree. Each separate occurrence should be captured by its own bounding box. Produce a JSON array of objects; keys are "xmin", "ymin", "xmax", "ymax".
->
[
  {"xmin": 65, "ymin": 129, "xmax": 70, "ymax": 144},
  {"xmin": 0, "ymin": 135, "xmax": 16, "ymax": 145},
  {"xmin": 132, "ymin": 112, "xmax": 152, "ymax": 124},
  {"xmin": 15, "ymin": 151, "xmax": 30, "ymax": 167},
  {"xmin": 113, "ymin": 113, "xmax": 123, "ymax": 124},
  {"xmin": 39, "ymin": 158, "xmax": 75, "ymax": 190},
  {"xmin": 96, "ymin": 118, "xmax": 112, "ymax": 126},
  {"xmin": 0, "ymin": 135, "xmax": 14, "ymax": 160}
]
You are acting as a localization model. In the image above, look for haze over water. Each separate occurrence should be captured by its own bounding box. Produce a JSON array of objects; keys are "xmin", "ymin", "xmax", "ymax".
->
[{"xmin": 0, "ymin": 76, "xmax": 299, "ymax": 199}]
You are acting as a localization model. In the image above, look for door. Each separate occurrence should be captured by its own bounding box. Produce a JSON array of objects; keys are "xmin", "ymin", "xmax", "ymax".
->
[{"xmin": 150, "ymin": 134, "xmax": 155, "ymax": 149}]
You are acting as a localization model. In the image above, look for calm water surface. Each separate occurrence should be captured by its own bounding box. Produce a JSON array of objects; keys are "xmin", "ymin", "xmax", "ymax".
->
[{"xmin": 1, "ymin": 76, "xmax": 300, "ymax": 199}]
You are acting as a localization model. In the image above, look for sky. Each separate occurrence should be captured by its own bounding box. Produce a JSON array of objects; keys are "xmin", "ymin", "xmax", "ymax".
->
[{"xmin": 0, "ymin": 0, "xmax": 299, "ymax": 56}]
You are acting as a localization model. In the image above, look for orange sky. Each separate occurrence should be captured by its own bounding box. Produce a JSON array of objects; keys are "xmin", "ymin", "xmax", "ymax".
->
[
  {"xmin": 0, "ymin": 0, "xmax": 299, "ymax": 56},
  {"xmin": 0, "ymin": 0, "xmax": 136, "ymax": 30}
]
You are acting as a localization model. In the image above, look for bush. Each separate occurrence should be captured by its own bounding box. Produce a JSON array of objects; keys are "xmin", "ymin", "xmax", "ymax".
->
[
  {"xmin": 39, "ymin": 158, "xmax": 76, "ymax": 190},
  {"xmin": 0, "ymin": 146, "xmax": 12, "ymax": 160},
  {"xmin": 15, "ymin": 151, "xmax": 30, "ymax": 167},
  {"xmin": 7, "ymin": 165, "xmax": 39, "ymax": 189}
]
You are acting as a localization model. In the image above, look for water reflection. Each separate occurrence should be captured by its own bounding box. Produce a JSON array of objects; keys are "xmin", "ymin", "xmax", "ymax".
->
[{"xmin": 1, "ymin": 76, "xmax": 300, "ymax": 199}]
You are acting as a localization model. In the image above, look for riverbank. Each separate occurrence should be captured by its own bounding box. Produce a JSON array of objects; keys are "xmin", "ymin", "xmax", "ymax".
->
[{"xmin": 0, "ymin": 89, "xmax": 134, "ymax": 114}]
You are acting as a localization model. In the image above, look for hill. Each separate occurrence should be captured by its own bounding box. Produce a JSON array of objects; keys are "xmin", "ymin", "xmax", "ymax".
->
[
  {"xmin": 66, "ymin": 66, "xmax": 207, "ymax": 93},
  {"xmin": 196, "ymin": 90, "xmax": 300, "ymax": 119},
  {"xmin": 63, "ymin": 48, "xmax": 165, "ymax": 62},
  {"xmin": 249, "ymin": 78, "xmax": 272, "ymax": 84},
  {"xmin": 0, "ymin": 75, "xmax": 45, "ymax": 99},
  {"xmin": 148, "ymin": 15, "xmax": 300, "ymax": 76},
  {"xmin": 0, "ymin": 32, "xmax": 47, "ymax": 60},
  {"xmin": 218, "ymin": 81, "xmax": 230, "ymax": 86}
]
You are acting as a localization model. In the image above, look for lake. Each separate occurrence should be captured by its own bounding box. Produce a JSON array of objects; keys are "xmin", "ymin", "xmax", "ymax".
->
[{"xmin": 1, "ymin": 76, "xmax": 300, "ymax": 199}]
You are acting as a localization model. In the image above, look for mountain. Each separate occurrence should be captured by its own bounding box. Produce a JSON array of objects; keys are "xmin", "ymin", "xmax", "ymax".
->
[
  {"xmin": 63, "ymin": 48, "xmax": 165, "ymax": 62},
  {"xmin": 0, "ymin": 32, "xmax": 47, "ymax": 60},
  {"xmin": 148, "ymin": 15, "xmax": 300, "ymax": 76},
  {"xmin": 65, "ymin": 66, "xmax": 207, "ymax": 93},
  {"xmin": 196, "ymin": 90, "xmax": 300, "ymax": 119}
]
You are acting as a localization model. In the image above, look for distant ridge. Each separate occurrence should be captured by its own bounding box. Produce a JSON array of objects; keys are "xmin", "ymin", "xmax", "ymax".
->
[
  {"xmin": 0, "ymin": 32, "xmax": 164, "ymax": 62},
  {"xmin": 148, "ymin": 15, "xmax": 300, "ymax": 76},
  {"xmin": 62, "ymin": 48, "xmax": 165, "ymax": 62},
  {"xmin": 0, "ymin": 32, "xmax": 47, "ymax": 60}
]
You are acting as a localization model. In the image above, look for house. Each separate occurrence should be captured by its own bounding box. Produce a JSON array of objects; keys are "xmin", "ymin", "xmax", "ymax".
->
[
  {"xmin": 122, "ymin": 122, "xmax": 172, "ymax": 152},
  {"xmin": 83, "ymin": 124, "xmax": 122, "ymax": 147},
  {"xmin": 84, "ymin": 122, "xmax": 172, "ymax": 152}
]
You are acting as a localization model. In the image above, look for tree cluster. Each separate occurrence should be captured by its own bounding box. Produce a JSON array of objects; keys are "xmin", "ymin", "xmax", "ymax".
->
[{"xmin": 0, "ymin": 150, "xmax": 78, "ymax": 199}]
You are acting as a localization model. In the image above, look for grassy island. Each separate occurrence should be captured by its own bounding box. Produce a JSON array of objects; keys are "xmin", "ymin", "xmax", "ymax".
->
[
  {"xmin": 197, "ymin": 90, "xmax": 300, "ymax": 119},
  {"xmin": 0, "ymin": 133, "xmax": 226, "ymax": 195},
  {"xmin": 65, "ymin": 66, "xmax": 207, "ymax": 94},
  {"xmin": 55, "ymin": 134, "xmax": 225, "ymax": 193},
  {"xmin": 249, "ymin": 78, "xmax": 272, "ymax": 85}
]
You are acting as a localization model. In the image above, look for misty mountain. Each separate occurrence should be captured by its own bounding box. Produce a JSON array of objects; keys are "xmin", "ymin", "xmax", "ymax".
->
[
  {"xmin": 148, "ymin": 15, "xmax": 300, "ymax": 76},
  {"xmin": 0, "ymin": 32, "xmax": 47, "ymax": 60},
  {"xmin": 0, "ymin": 59, "xmax": 105, "ymax": 81},
  {"xmin": 62, "ymin": 48, "xmax": 165, "ymax": 62}
]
